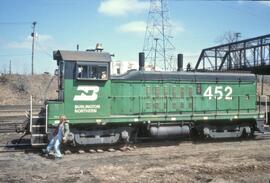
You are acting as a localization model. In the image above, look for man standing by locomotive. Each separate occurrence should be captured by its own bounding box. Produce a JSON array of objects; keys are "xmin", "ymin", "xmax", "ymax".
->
[{"xmin": 42, "ymin": 115, "xmax": 70, "ymax": 159}]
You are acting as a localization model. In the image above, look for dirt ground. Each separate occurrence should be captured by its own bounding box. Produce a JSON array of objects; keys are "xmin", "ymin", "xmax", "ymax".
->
[{"xmin": 1, "ymin": 133, "xmax": 270, "ymax": 183}]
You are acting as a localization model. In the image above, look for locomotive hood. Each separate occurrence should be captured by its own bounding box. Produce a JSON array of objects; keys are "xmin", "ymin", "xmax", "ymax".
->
[{"xmin": 111, "ymin": 70, "xmax": 256, "ymax": 82}]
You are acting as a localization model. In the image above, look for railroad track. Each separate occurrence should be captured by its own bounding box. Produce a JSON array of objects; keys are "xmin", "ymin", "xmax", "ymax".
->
[
  {"xmin": 0, "ymin": 105, "xmax": 42, "ymax": 111},
  {"xmin": 1, "ymin": 133, "xmax": 270, "ymax": 154},
  {"xmin": 0, "ymin": 105, "xmax": 42, "ymax": 133},
  {"xmin": 0, "ymin": 135, "xmax": 33, "ymax": 153},
  {"xmin": 0, "ymin": 118, "xmax": 27, "ymax": 133},
  {"xmin": 0, "ymin": 144, "xmax": 32, "ymax": 153}
]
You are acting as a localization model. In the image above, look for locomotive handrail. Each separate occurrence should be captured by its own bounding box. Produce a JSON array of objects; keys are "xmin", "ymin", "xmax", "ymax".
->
[
  {"xmin": 238, "ymin": 96, "xmax": 240, "ymax": 116},
  {"xmin": 110, "ymin": 95, "xmax": 257, "ymax": 98},
  {"xmin": 30, "ymin": 95, "xmax": 33, "ymax": 133},
  {"xmin": 45, "ymin": 104, "xmax": 48, "ymax": 134}
]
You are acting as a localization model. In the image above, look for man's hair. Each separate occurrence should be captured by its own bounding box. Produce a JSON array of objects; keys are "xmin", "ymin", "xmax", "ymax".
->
[{"xmin": 59, "ymin": 115, "xmax": 66, "ymax": 122}]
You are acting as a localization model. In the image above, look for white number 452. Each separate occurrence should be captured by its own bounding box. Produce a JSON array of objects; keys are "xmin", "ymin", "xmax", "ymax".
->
[{"xmin": 203, "ymin": 86, "xmax": 232, "ymax": 100}]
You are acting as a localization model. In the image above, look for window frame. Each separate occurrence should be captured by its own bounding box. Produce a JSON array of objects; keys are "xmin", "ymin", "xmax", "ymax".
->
[{"xmin": 76, "ymin": 61, "xmax": 109, "ymax": 81}]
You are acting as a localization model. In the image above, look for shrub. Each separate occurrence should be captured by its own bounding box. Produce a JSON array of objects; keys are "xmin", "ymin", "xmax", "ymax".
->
[
  {"xmin": 14, "ymin": 76, "xmax": 29, "ymax": 93},
  {"xmin": 0, "ymin": 74, "xmax": 8, "ymax": 84}
]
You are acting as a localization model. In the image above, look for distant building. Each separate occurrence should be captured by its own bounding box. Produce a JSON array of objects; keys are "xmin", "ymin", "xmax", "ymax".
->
[
  {"xmin": 111, "ymin": 61, "xmax": 160, "ymax": 75},
  {"xmin": 111, "ymin": 61, "xmax": 137, "ymax": 75}
]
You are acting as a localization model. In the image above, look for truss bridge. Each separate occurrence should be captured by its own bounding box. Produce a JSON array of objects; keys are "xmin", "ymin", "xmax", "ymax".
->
[{"xmin": 194, "ymin": 34, "xmax": 270, "ymax": 75}]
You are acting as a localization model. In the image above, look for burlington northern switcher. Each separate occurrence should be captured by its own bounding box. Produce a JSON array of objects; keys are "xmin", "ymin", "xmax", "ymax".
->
[{"xmin": 28, "ymin": 49, "xmax": 267, "ymax": 146}]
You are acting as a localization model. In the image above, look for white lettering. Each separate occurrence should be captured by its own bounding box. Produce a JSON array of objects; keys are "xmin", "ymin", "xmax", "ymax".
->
[
  {"xmin": 74, "ymin": 104, "xmax": 101, "ymax": 113},
  {"xmin": 224, "ymin": 86, "xmax": 233, "ymax": 100},
  {"xmin": 203, "ymin": 86, "xmax": 233, "ymax": 100},
  {"xmin": 203, "ymin": 86, "xmax": 213, "ymax": 100}
]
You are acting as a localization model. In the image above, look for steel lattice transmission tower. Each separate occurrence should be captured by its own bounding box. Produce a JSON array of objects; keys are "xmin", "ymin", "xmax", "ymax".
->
[{"xmin": 143, "ymin": 0, "xmax": 175, "ymax": 71}]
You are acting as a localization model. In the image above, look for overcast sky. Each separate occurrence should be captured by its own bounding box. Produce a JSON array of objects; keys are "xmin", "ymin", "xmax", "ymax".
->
[{"xmin": 0, "ymin": 0, "xmax": 270, "ymax": 74}]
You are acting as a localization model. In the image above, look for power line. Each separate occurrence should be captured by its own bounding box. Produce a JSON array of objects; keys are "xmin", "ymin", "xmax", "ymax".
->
[
  {"xmin": 0, "ymin": 22, "xmax": 32, "ymax": 25},
  {"xmin": 35, "ymin": 42, "xmax": 53, "ymax": 57},
  {"xmin": 0, "ymin": 54, "xmax": 31, "ymax": 57}
]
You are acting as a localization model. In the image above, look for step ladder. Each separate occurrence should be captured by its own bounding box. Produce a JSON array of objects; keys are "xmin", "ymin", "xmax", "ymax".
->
[
  {"xmin": 30, "ymin": 116, "xmax": 47, "ymax": 146},
  {"xmin": 29, "ymin": 96, "xmax": 48, "ymax": 146},
  {"xmin": 257, "ymin": 95, "xmax": 270, "ymax": 133}
]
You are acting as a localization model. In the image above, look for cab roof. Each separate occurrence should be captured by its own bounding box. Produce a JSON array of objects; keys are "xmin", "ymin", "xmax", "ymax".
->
[{"xmin": 53, "ymin": 50, "xmax": 111, "ymax": 62}]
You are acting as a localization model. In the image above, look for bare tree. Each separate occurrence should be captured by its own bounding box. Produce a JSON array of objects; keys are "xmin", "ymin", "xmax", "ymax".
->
[
  {"xmin": 216, "ymin": 31, "xmax": 241, "ymax": 44},
  {"xmin": 216, "ymin": 31, "xmax": 242, "ymax": 69}
]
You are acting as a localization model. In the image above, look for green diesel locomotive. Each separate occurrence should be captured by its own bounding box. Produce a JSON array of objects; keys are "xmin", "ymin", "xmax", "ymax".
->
[{"xmin": 30, "ymin": 49, "xmax": 266, "ymax": 146}]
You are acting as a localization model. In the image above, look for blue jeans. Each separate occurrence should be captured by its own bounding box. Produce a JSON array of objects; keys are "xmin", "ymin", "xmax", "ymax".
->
[{"xmin": 46, "ymin": 136, "xmax": 62, "ymax": 158}]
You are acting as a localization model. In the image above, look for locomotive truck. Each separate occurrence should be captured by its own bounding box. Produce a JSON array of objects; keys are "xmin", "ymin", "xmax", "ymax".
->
[{"xmin": 28, "ymin": 48, "xmax": 267, "ymax": 146}]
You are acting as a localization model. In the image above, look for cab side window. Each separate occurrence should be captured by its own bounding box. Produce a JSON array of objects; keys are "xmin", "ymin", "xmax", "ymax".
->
[
  {"xmin": 78, "ymin": 65, "xmax": 88, "ymax": 78},
  {"xmin": 77, "ymin": 62, "xmax": 108, "ymax": 80}
]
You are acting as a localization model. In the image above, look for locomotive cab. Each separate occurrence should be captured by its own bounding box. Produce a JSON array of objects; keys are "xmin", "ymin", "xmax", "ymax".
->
[
  {"xmin": 30, "ymin": 49, "xmax": 113, "ymax": 146},
  {"xmin": 29, "ymin": 50, "xmax": 112, "ymax": 145},
  {"xmin": 53, "ymin": 50, "xmax": 111, "ymax": 101},
  {"xmin": 51, "ymin": 50, "xmax": 112, "ymax": 112}
]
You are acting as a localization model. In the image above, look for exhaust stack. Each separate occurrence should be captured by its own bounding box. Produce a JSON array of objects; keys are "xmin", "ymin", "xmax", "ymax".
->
[
  {"xmin": 177, "ymin": 54, "xmax": 183, "ymax": 72},
  {"xmin": 139, "ymin": 52, "xmax": 145, "ymax": 71}
]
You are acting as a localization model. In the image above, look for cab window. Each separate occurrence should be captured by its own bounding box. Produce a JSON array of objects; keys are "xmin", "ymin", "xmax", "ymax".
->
[{"xmin": 77, "ymin": 62, "xmax": 108, "ymax": 80}]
